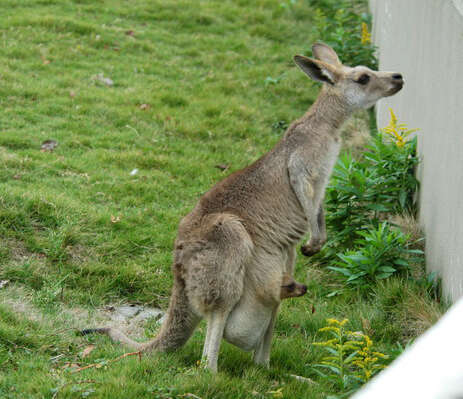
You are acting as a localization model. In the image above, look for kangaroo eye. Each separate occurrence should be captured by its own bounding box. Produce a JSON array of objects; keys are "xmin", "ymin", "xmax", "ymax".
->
[
  {"xmin": 288, "ymin": 283, "xmax": 295, "ymax": 291},
  {"xmin": 357, "ymin": 74, "xmax": 370, "ymax": 85}
]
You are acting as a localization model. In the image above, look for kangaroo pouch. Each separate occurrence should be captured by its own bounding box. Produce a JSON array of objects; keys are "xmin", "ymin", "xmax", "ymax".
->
[{"xmin": 223, "ymin": 293, "xmax": 275, "ymax": 351}]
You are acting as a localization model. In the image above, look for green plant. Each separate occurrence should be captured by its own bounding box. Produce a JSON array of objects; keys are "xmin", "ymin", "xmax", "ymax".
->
[
  {"xmin": 329, "ymin": 223, "xmax": 424, "ymax": 287},
  {"xmin": 323, "ymin": 152, "xmax": 382, "ymax": 253},
  {"xmin": 310, "ymin": 1, "xmax": 377, "ymax": 69},
  {"xmin": 272, "ymin": 120, "xmax": 289, "ymax": 134},
  {"xmin": 312, "ymin": 318, "xmax": 388, "ymax": 397},
  {"xmin": 319, "ymin": 110, "xmax": 420, "ymax": 259},
  {"xmin": 367, "ymin": 108, "xmax": 420, "ymax": 214},
  {"xmin": 415, "ymin": 271, "xmax": 441, "ymax": 301}
]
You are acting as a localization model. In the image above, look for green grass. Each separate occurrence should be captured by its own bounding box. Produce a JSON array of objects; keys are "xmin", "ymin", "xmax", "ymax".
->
[{"xmin": 0, "ymin": 1, "xmax": 445, "ymax": 398}]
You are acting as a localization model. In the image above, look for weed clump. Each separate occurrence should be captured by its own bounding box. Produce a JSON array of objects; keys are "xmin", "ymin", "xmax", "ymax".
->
[
  {"xmin": 317, "ymin": 110, "xmax": 425, "ymax": 289},
  {"xmin": 312, "ymin": 318, "xmax": 388, "ymax": 397}
]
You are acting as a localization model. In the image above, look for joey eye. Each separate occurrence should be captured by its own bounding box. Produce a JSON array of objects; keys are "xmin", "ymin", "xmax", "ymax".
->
[
  {"xmin": 288, "ymin": 283, "xmax": 295, "ymax": 291},
  {"xmin": 357, "ymin": 74, "xmax": 370, "ymax": 85}
]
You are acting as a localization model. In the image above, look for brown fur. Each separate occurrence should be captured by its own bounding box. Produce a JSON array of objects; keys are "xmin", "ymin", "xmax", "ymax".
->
[
  {"xmin": 280, "ymin": 274, "xmax": 307, "ymax": 299},
  {"xmin": 82, "ymin": 43, "xmax": 403, "ymax": 372}
]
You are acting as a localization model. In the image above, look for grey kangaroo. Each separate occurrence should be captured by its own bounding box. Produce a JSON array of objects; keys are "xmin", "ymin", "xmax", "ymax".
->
[{"xmin": 82, "ymin": 43, "xmax": 403, "ymax": 372}]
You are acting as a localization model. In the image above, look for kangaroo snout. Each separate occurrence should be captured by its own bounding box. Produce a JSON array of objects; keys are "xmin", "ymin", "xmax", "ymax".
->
[
  {"xmin": 385, "ymin": 72, "xmax": 404, "ymax": 96},
  {"xmin": 391, "ymin": 72, "xmax": 404, "ymax": 89},
  {"xmin": 280, "ymin": 275, "xmax": 308, "ymax": 299}
]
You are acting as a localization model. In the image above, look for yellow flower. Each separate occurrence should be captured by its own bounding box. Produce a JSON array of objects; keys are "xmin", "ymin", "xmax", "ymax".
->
[
  {"xmin": 312, "ymin": 338, "xmax": 337, "ymax": 347},
  {"xmin": 381, "ymin": 108, "xmax": 419, "ymax": 148},
  {"xmin": 389, "ymin": 107, "xmax": 398, "ymax": 126},
  {"xmin": 361, "ymin": 22, "xmax": 371, "ymax": 44},
  {"xmin": 364, "ymin": 335, "xmax": 373, "ymax": 347},
  {"xmin": 267, "ymin": 388, "xmax": 284, "ymax": 398},
  {"xmin": 325, "ymin": 318, "xmax": 348, "ymax": 327},
  {"xmin": 319, "ymin": 326, "xmax": 341, "ymax": 334}
]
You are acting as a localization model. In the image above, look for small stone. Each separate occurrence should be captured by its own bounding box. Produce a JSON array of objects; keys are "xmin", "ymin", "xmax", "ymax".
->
[
  {"xmin": 93, "ymin": 73, "xmax": 114, "ymax": 87},
  {"xmin": 41, "ymin": 140, "xmax": 58, "ymax": 152},
  {"xmin": 114, "ymin": 305, "xmax": 141, "ymax": 319},
  {"xmin": 133, "ymin": 308, "xmax": 164, "ymax": 323}
]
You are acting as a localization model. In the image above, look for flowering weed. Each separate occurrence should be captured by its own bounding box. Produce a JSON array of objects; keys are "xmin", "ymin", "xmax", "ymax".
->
[{"xmin": 312, "ymin": 318, "xmax": 388, "ymax": 397}]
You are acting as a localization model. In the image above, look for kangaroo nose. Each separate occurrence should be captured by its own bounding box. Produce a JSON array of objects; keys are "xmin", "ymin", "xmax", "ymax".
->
[
  {"xmin": 301, "ymin": 285, "xmax": 307, "ymax": 294},
  {"xmin": 392, "ymin": 73, "xmax": 403, "ymax": 81}
]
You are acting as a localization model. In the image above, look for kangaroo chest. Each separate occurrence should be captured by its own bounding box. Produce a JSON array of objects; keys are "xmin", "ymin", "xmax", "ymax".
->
[{"xmin": 313, "ymin": 139, "xmax": 341, "ymax": 198}]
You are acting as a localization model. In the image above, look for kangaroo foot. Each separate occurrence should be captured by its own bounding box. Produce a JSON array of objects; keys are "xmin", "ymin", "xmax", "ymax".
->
[{"xmin": 301, "ymin": 239, "xmax": 324, "ymax": 257}]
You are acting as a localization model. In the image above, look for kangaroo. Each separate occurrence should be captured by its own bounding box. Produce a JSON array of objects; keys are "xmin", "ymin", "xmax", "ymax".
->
[{"xmin": 82, "ymin": 43, "xmax": 403, "ymax": 372}]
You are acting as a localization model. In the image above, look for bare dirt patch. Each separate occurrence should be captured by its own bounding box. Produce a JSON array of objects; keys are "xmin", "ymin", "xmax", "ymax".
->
[{"xmin": 0, "ymin": 285, "xmax": 165, "ymax": 340}]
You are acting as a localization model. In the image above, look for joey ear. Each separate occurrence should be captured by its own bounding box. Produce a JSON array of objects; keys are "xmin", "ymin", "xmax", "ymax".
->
[
  {"xmin": 293, "ymin": 55, "xmax": 338, "ymax": 85},
  {"xmin": 312, "ymin": 42, "xmax": 342, "ymax": 66}
]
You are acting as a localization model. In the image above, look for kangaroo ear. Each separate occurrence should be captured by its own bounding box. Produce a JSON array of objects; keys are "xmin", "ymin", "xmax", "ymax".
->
[
  {"xmin": 312, "ymin": 42, "xmax": 342, "ymax": 66},
  {"xmin": 293, "ymin": 55, "xmax": 338, "ymax": 85}
]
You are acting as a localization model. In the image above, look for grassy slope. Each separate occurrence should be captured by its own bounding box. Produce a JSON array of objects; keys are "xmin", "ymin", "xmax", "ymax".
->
[{"xmin": 0, "ymin": 1, "xmax": 445, "ymax": 398}]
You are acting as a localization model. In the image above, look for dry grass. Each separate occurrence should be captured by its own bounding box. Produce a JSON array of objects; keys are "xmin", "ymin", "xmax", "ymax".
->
[
  {"xmin": 391, "ymin": 213, "xmax": 424, "ymax": 248},
  {"xmin": 404, "ymin": 293, "xmax": 443, "ymax": 336},
  {"xmin": 341, "ymin": 110, "xmax": 372, "ymax": 155}
]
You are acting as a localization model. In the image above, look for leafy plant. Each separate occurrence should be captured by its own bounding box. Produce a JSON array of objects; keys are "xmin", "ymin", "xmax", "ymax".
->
[
  {"xmin": 367, "ymin": 108, "xmax": 420, "ymax": 214},
  {"xmin": 320, "ymin": 110, "xmax": 419, "ymax": 260},
  {"xmin": 309, "ymin": 0, "xmax": 377, "ymax": 69},
  {"xmin": 329, "ymin": 222, "xmax": 424, "ymax": 286},
  {"xmin": 323, "ymin": 153, "xmax": 384, "ymax": 252},
  {"xmin": 272, "ymin": 120, "xmax": 289, "ymax": 134},
  {"xmin": 312, "ymin": 318, "xmax": 388, "ymax": 397}
]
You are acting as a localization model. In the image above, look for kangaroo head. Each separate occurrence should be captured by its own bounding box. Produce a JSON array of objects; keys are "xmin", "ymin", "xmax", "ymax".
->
[
  {"xmin": 280, "ymin": 274, "xmax": 307, "ymax": 299},
  {"xmin": 294, "ymin": 43, "xmax": 403, "ymax": 109}
]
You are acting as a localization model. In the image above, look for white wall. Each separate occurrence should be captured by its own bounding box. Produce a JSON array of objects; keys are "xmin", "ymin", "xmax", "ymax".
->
[{"xmin": 369, "ymin": 0, "xmax": 463, "ymax": 302}]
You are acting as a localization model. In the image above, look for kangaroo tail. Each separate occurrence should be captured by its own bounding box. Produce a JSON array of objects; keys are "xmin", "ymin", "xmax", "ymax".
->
[
  {"xmin": 80, "ymin": 272, "xmax": 200, "ymax": 353},
  {"xmin": 144, "ymin": 275, "xmax": 200, "ymax": 352},
  {"xmin": 80, "ymin": 327, "xmax": 145, "ymax": 351}
]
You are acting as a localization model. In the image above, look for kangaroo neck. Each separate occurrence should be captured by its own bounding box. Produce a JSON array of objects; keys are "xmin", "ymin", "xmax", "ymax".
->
[{"xmin": 302, "ymin": 85, "xmax": 351, "ymax": 136}]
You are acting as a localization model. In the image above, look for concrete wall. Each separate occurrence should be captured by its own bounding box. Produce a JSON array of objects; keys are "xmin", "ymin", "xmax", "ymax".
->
[{"xmin": 369, "ymin": 0, "xmax": 463, "ymax": 302}]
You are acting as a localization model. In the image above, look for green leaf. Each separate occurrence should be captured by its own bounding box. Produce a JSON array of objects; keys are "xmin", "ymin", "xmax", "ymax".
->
[
  {"xmin": 344, "ymin": 351, "xmax": 359, "ymax": 364},
  {"xmin": 376, "ymin": 272, "xmax": 393, "ymax": 279},
  {"xmin": 366, "ymin": 203, "xmax": 390, "ymax": 212},
  {"xmin": 378, "ymin": 266, "xmax": 397, "ymax": 273},
  {"xmin": 315, "ymin": 364, "xmax": 341, "ymax": 375},
  {"xmin": 393, "ymin": 259, "xmax": 409, "ymax": 267},
  {"xmin": 327, "ymin": 266, "xmax": 353, "ymax": 277}
]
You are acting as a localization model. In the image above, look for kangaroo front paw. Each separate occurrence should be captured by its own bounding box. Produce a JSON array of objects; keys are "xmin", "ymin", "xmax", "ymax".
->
[{"xmin": 301, "ymin": 240, "xmax": 324, "ymax": 257}]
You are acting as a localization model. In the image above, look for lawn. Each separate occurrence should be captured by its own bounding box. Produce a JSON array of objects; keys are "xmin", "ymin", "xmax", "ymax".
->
[{"xmin": 0, "ymin": 1, "xmax": 445, "ymax": 398}]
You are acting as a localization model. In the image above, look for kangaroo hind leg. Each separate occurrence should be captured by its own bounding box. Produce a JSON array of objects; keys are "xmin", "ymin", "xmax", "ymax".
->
[{"xmin": 185, "ymin": 213, "xmax": 253, "ymax": 372}]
